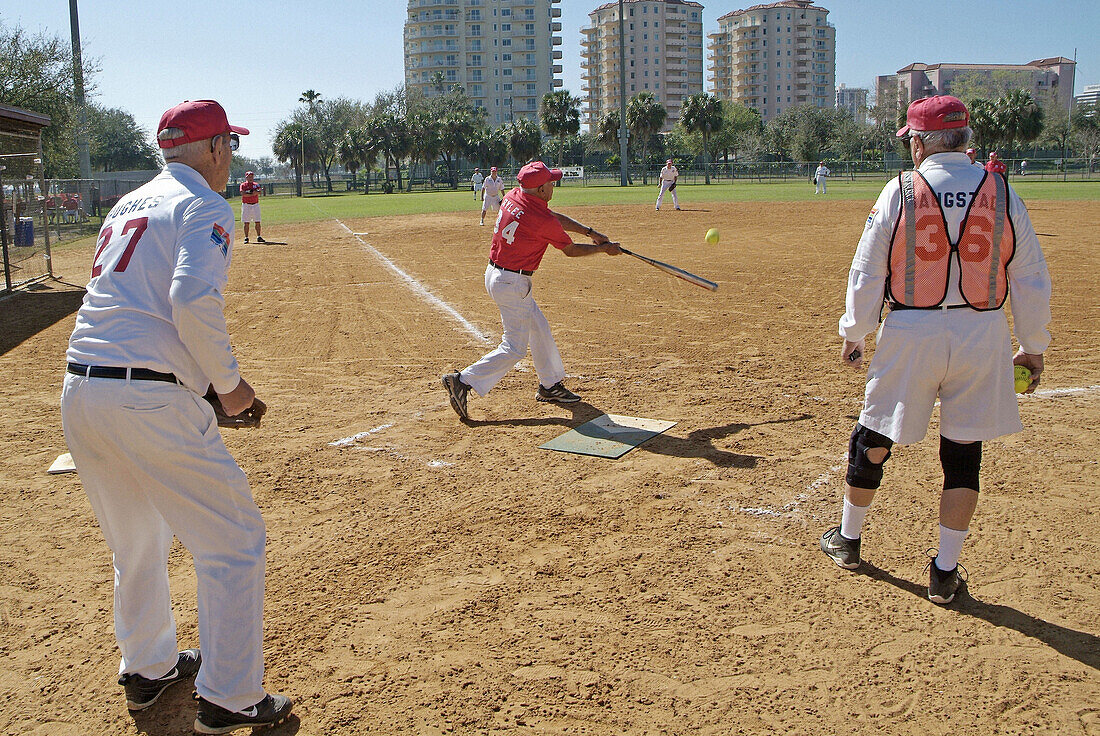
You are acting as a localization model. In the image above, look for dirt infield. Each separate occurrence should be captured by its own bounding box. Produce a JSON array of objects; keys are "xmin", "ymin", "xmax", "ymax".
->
[{"xmin": 2, "ymin": 197, "xmax": 1098, "ymax": 735}]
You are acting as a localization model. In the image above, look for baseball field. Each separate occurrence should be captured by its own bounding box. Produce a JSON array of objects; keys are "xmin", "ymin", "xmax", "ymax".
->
[{"xmin": 2, "ymin": 181, "xmax": 1098, "ymax": 734}]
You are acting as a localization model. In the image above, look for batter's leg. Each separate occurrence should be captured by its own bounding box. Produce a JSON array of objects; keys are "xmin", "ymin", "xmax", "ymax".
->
[{"xmin": 527, "ymin": 300, "xmax": 566, "ymax": 389}]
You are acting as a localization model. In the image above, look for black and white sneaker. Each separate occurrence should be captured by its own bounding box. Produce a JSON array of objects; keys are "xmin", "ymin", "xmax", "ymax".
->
[
  {"xmin": 194, "ymin": 693, "xmax": 293, "ymax": 734},
  {"xmin": 441, "ymin": 372, "xmax": 469, "ymax": 419},
  {"xmin": 255, "ymin": 236, "xmax": 266, "ymax": 243},
  {"xmin": 819, "ymin": 526, "xmax": 861, "ymax": 569},
  {"xmin": 928, "ymin": 557, "xmax": 967, "ymax": 605},
  {"xmin": 119, "ymin": 648, "xmax": 201, "ymax": 711},
  {"xmin": 536, "ymin": 381, "xmax": 580, "ymax": 403},
  {"xmin": 243, "ymin": 237, "xmax": 249, "ymax": 243}
]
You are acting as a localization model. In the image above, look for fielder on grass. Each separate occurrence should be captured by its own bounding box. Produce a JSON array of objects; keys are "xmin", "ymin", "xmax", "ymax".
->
[{"xmin": 818, "ymin": 95, "xmax": 1052, "ymax": 605}]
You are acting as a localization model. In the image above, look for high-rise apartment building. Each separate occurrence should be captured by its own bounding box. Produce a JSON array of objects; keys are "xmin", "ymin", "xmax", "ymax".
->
[
  {"xmin": 876, "ymin": 58, "xmax": 1077, "ymax": 114},
  {"xmin": 1076, "ymin": 83, "xmax": 1100, "ymax": 110},
  {"xmin": 404, "ymin": 0, "xmax": 564, "ymax": 126},
  {"xmin": 580, "ymin": 0, "xmax": 705, "ymax": 132},
  {"xmin": 836, "ymin": 83, "xmax": 869, "ymax": 123},
  {"xmin": 708, "ymin": 0, "xmax": 836, "ymax": 122}
]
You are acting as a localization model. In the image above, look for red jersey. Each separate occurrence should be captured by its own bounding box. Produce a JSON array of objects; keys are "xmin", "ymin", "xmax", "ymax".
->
[
  {"xmin": 488, "ymin": 187, "xmax": 573, "ymax": 272},
  {"xmin": 239, "ymin": 181, "xmax": 262, "ymax": 204},
  {"xmin": 984, "ymin": 160, "xmax": 1006, "ymax": 175}
]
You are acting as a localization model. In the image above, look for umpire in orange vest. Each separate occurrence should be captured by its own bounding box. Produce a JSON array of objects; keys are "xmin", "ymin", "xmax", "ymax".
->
[{"xmin": 818, "ymin": 95, "xmax": 1052, "ymax": 605}]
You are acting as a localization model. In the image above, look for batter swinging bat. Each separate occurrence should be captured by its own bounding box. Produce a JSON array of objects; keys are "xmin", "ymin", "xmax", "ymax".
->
[{"xmin": 619, "ymin": 247, "xmax": 718, "ymax": 292}]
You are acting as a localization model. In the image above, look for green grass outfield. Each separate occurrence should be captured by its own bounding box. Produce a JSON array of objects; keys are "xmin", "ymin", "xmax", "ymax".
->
[{"xmin": 242, "ymin": 179, "xmax": 1100, "ymax": 225}]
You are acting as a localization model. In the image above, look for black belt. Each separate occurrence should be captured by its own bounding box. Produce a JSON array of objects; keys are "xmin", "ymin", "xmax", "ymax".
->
[
  {"xmin": 489, "ymin": 260, "xmax": 534, "ymax": 276},
  {"xmin": 888, "ymin": 302, "xmax": 971, "ymax": 311},
  {"xmin": 67, "ymin": 362, "xmax": 181, "ymax": 384}
]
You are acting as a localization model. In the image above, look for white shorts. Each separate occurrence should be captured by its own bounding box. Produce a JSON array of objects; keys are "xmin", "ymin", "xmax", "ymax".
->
[
  {"xmin": 859, "ymin": 308, "xmax": 1022, "ymax": 444},
  {"xmin": 482, "ymin": 195, "xmax": 501, "ymax": 211},
  {"xmin": 241, "ymin": 203, "xmax": 261, "ymax": 223}
]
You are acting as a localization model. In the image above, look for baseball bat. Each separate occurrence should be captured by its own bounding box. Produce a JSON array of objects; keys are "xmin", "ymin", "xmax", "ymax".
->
[{"xmin": 619, "ymin": 247, "xmax": 718, "ymax": 292}]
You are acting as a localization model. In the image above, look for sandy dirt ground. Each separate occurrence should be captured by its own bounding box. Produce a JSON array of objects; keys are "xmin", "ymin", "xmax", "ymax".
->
[{"xmin": 1, "ymin": 196, "xmax": 1098, "ymax": 735}]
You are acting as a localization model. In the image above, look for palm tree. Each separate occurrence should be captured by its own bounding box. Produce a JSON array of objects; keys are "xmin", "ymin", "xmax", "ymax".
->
[
  {"xmin": 299, "ymin": 89, "xmax": 322, "ymax": 117},
  {"xmin": 679, "ymin": 93, "xmax": 724, "ymax": 184},
  {"xmin": 273, "ymin": 119, "xmax": 318, "ymax": 197},
  {"xmin": 404, "ymin": 107, "xmax": 441, "ymax": 191},
  {"xmin": 997, "ymin": 89, "xmax": 1044, "ymax": 161},
  {"xmin": 339, "ymin": 127, "xmax": 378, "ymax": 193},
  {"xmin": 627, "ymin": 93, "xmax": 667, "ymax": 184},
  {"xmin": 506, "ymin": 117, "xmax": 542, "ymax": 165},
  {"xmin": 967, "ymin": 98, "xmax": 1002, "ymax": 153},
  {"xmin": 539, "ymin": 91, "xmax": 581, "ymax": 166}
]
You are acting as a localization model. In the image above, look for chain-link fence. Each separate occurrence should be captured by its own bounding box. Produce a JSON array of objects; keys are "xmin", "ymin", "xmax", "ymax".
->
[{"xmin": 1, "ymin": 151, "xmax": 52, "ymax": 294}]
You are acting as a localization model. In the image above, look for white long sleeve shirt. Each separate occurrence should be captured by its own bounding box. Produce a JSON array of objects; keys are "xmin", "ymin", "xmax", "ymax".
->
[
  {"xmin": 67, "ymin": 163, "xmax": 242, "ymax": 394},
  {"xmin": 839, "ymin": 152, "xmax": 1052, "ymax": 355}
]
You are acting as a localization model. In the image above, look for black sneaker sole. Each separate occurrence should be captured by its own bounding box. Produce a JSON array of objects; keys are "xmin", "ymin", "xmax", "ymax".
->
[
  {"xmin": 536, "ymin": 395, "xmax": 580, "ymax": 403},
  {"xmin": 441, "ymin": 375, "xmax": 469, "ymax": 419}
]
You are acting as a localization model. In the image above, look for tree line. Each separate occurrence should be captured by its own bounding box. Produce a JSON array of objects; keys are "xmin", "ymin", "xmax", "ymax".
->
[{"xmin": 5, "ymin": 17, "xmax": 1098, "ymax": 183}]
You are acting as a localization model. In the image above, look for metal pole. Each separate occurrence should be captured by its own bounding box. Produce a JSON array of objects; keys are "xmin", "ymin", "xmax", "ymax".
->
[
  {"xmin": 37, "ymin": 148, "xmax": 53, "ymax": 279},
  {"xmin": 617, "ymin": 0, "xmax": 628, "ymax": 186},
  {"xmin": 0, "ymin": 165, "xmax": 11, "ymax": 293},
  {"xmin": 69, "ymin": 0, "xmax": 92, "ymax": 180}
]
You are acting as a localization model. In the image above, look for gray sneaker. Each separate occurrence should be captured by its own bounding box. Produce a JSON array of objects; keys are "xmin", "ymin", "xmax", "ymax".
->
[
  {"xmin": 194, "ymin": 693, "xmax": 293, "ymax": 734},
  {"xmin": 536, "ymin": 381, "xmax": 580, "ymax": 403},
  {"xmin": 820, "ymin": 526, "xmax": 861, "ymax": 569},
  {"xmin": 441, "ymin": 372, "xmax": 469, "ymax": 419},
  {"xmin": 928, "ymin": 559, "xmax": 966, "ymax": 605},
  {"xmin": 119, "ymin": 649, "xmax": 201, "ymax": 711}
]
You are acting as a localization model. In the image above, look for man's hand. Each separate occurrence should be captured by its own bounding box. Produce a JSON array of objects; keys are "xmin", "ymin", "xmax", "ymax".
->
[
  {"xmin": 589, "ymin": 229, "xmax": 611, "ymax": 245},
  {"xmin": 1013, "ymin": 349, "xmax": 1044, "ymax": 394},
  {"xmin": 217, "ymin": 377, "xmax": 256, "ymax": 417},
  {"xmin": 842, "ymin": 339, "xmax": 865, "ymax": 368},
  {"xmin": 602, "ymin": 242, "xmax": 621, "ymax": 256}
]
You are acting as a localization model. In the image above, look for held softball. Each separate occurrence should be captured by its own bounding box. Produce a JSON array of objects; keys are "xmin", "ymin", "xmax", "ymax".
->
[
  {"xmin": 705, "ymin": 228, "xmax": 720, "ymax": 245},
  {"xmin": 1014, "ymin": 365, "xmax": 1032, "ymax": 393}
]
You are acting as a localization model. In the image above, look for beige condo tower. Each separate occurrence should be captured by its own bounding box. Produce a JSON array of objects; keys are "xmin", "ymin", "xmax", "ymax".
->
[
  {"xmin": 708, "ymin": 0, "xmax": 835, "ymax": 122},
  {"xmin": 404, "ymin": 0, "xmax": 564, "ymax": 126},
  {"xmin": 581, "ymin": 0, "xmax": 705, "ymax": 132}
]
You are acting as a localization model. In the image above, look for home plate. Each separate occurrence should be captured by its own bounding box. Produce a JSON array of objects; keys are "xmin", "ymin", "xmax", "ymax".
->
[
  {"xmin": 48, "ymin": 452, "xmax": 77, "ymax": 474},
  {"xmin": 540, "ymin": 414, "xmax": 677, "ymax": 458}
]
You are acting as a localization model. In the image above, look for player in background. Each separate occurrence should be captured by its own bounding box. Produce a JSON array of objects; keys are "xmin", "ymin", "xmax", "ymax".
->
[
  {"xmin": 60, "ymin": 100, "xmax": 291, "ymax": 732},
  {"xmin": 480, "ymin": 166, "xmax": 505, "ymax": 226},
  {"xmin": 965, "ymin": 147, "xmax": 981, "ymax": 166},
  {"xmin": 655, "ymin": 159, "xmax": 680, "ymax": 211},
  {"xmin": 819, "ymin": 96, "xmax": 1052, "ymax": 605},
  {"xmin": 814, "ymin": 161, "xmax": 832, "ymax": 194},
  {"xmin": 239, "ymin": 170, "xmax": 264, "ymax": 243},
  {"xmin": 471, "ymin": 167, "xmax": 484, "ymax": 200},
  {"xmin": 985, "ymin": 151, "xmax": 1007, "ymax": 175},
  {"xmin": 442, "ymin": 161, "xmax": 620, "ymax": 419}
]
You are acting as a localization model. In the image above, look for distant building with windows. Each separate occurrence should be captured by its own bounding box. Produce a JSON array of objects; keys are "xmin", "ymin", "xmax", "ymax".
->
[
  {"xmin": 708, "ymin": 0, "xmax": 836, "ymax": 123},
  {"xmin": 403, "ymin": 0, "xmax": 563, "ymax": 126},
  {"xmin": 836, "ymin": 83, "xmax": 869, "ymax": 123},
  {"xmin": 580, "ymin": 0, "xmax": 704, "ymax": 132},
  {"xmin": 1075, "ymin": 83, "xmax": 1100, "ymax": 110},
  {"xmin": 876, "ymin": 58, "xmax": 1077, "ymax": 115}
]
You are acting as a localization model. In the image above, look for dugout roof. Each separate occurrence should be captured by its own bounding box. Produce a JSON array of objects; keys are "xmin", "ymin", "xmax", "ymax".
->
[{"xmin": 0, "ymin": 104, "xmax": 51, "ymax": 141}]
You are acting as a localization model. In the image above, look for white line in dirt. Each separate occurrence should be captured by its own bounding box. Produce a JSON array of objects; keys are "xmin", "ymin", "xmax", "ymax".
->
[
  {"xmin": 1028, "ymin": 385, "xmax": 1100, "ymax": 399},
  {"xmin": 333, "ymin": 218, "xmax": 491, "ymax": 345},
  {"xmin": 329, "ymin": 424, "xmax": 394, "ymax": 447}
]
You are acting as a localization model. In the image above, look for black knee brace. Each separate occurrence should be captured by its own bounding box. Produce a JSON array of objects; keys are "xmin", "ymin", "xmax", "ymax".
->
[
  {"xmin": 845, "ymin": 423, "xmax": 894, "ymax": 490},
  {"xmin": 940, "ymin": 437, "xmax": 981, "ymax": 491}
]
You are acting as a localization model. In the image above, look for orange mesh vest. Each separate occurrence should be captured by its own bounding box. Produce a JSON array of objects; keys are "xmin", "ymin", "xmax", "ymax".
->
[{"xmin": 888, "ymin": 170, "xmax": 1015, "ymax": 310}]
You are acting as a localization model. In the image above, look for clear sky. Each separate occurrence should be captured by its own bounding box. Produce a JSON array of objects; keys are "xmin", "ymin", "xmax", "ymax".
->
[{"xmin": 4, "ymin": 1, "xmax": 1097, "ymax": 161}]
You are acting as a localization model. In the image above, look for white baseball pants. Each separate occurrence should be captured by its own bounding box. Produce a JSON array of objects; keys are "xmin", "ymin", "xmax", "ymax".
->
[
  {"xmin": 460, "ymin": 264, "xmax": 565, "ymax": 396},
  {"xmin": 656, "ymin": 180, "xmax": 679, "ymax": 209},
  {"xmin": 61, "ymin": 374, "xmax": 267, "ymax": 712},
  {"xmin": 816, "ymin": 177, "xmax": 827, "ymax": 194}
]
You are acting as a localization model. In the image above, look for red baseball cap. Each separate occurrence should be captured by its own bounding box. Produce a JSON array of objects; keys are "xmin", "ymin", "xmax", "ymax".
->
[
  {"xmin": 245, "ymin": 170, "xmax": 254, "ymax": 176},
  {"xmin": 490, "ymin": 166, "xmax": 498, "ymax": 172},
  {"xmin": 666, "ymin": 159, "xmax": 673, "ymax": 164},
  {"xmin": 157, "ymin": 100, "xmax": 249, "ymax": 149},
  {"xmin": 517, "ymin": 161, "xmax": 563, "ymax": 188},
  {"xmin": 895, "ymin": 95, "xmax": 969, "ymax": 138}
]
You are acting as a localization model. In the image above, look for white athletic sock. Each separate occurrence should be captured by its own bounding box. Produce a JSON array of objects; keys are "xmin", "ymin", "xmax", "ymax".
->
[
  {"xmin": 935, "ymin": 524, "xmax": 969, "ymax": 571},
  {"xmin": 840, "ymin": 498, "xmax": 870, "ymax": 540}
]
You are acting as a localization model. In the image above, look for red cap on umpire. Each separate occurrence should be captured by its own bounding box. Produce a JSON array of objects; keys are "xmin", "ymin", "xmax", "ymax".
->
[
  {"xmin": 157, "ymin": 100, "xmax": 249, "ymax": 148},
  {"xmin": 896, "ymin": 95, "xmax": 969, "ymax": 138}
]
